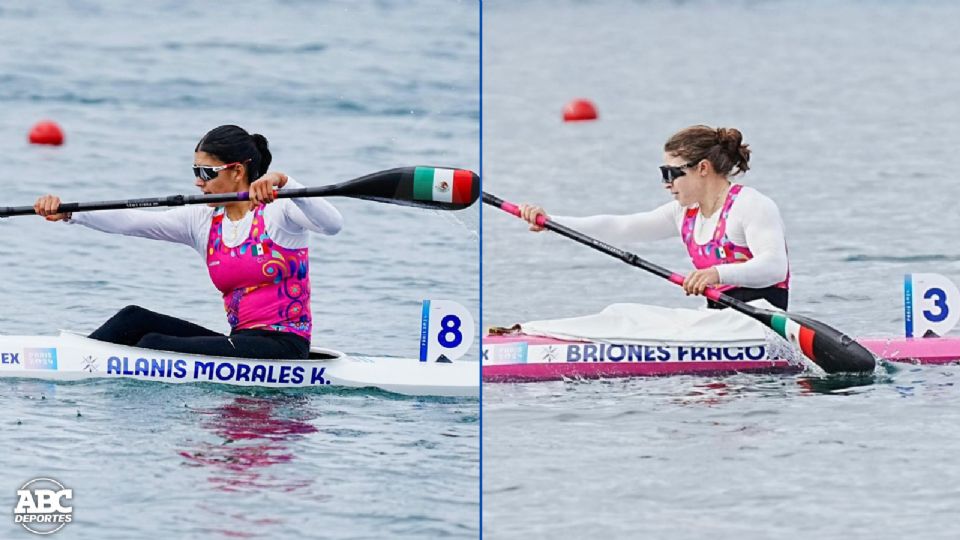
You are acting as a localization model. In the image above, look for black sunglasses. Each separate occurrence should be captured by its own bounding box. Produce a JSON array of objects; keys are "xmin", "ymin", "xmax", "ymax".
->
[
  {"xmin": 193, "ymin": 162, "xmax": 243, "ymax": 182},
  {"xmin": 659, "ymin": 160, "xmax": 701, "ymax": 184}
]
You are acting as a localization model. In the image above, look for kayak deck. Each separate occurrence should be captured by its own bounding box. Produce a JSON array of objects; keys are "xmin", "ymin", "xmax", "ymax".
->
[{"xmin": 0, "ymin": 332, "xmax": 478, "ymax": 397}]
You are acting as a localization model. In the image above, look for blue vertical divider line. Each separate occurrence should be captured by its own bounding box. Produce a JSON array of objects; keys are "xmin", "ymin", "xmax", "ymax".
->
[{"xmin": 478, "ymin": 0, "xmax": 484, "ymax": 535}]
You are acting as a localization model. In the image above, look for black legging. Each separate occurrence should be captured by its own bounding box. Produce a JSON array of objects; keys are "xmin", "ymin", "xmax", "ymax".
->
[
  {"xmin": 706, "ymin": 286, "xmax": 789, "ymax": 311},
  {"xmin": 88, "ymin": 305, "xmax": 310, "ymax": 359}
]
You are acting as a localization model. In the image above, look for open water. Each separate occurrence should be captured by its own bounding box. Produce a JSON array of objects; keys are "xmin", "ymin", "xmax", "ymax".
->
[
  {"xmin": 0, "ymin": 1, "xmax": 479, "ymax": 539},
  {"xmin": 482, "ymin": 1, "xmax": 960, "ymax": 538}
]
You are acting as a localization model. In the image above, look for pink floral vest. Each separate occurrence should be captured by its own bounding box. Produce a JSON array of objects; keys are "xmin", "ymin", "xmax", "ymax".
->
[
  {"xmin": 206, "ymin": 205, "xmax": 312, "ymax": 340},
  {"xmin": 680, "ymin": 184, "xmax": 789, "ymax": 292}
]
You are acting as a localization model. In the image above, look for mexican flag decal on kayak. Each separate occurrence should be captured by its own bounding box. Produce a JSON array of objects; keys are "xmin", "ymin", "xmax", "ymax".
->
[
  {"xmin": 413, "ymin": 167, "xmax": 473, "ymax": 204},
  {"xmin": 771, "ymin": 314, "xmax": 816, "ymax": 359}
]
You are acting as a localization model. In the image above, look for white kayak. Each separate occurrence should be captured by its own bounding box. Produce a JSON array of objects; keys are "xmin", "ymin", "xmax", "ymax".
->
[{"xmin": 0, "ymin": 331, "xmax": 477, "ymax": 398}]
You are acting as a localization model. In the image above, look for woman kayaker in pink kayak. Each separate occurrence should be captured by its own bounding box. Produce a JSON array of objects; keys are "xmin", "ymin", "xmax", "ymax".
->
[
  {"xmin": 519, "ymin": 125, "xmax": 790, "ymax": 310},
  {"xmin": 33, "ymin": 124, "xmax": 343, "ymax": 359}
]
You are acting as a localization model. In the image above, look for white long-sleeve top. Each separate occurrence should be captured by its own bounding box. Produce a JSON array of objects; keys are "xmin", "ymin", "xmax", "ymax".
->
[
  {"xmin": 67, "ymin": 177, "xmax": 343, "ymax": 254},
  {"xmin": 554, "ymin": 186, "xmax": 788, "ymax": 288}
]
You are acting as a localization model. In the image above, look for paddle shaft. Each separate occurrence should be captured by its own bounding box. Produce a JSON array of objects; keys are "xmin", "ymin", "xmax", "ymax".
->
[
  {"xmin": 1, "ymin": 186, "xmax": 341, "ymax": 217},
  {"xmin": 484, "ymin": 192, "xmax": 876, "ymax": 374},
  {"xmin": 1, "ymin": 166, "xmax": 480, "ymax": 217}
]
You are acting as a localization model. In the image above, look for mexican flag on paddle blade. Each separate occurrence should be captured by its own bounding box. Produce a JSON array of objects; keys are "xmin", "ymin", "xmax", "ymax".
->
[
  {"xmin": 771, "ymin": 313, "xmax": 816, "ymax": 359},
  {"xmin": 413, "ymin": 167, "xmax": 473, "ymax": 204}
]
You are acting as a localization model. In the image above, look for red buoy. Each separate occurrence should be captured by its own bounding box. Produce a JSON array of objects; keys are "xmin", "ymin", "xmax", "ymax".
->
[
  {"xmin": 28, "ymin": 121, "xmax": 65, "ymax": 146},
  {"xmin": 563, "ymin": 99, "xmax": 598, "ymax": 122}
]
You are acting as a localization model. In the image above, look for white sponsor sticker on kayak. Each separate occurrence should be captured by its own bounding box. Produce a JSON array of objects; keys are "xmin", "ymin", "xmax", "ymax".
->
[
  {"xmin": 905, "ymin": 273, "xmax": 960, "ymax": 337},
  {"xmin": 420, "ymin": 299, "xmax": 475, "ymax": 362}
]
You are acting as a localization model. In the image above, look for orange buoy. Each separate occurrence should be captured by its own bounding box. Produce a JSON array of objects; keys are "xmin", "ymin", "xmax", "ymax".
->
[
  {"xmin": 28, "ymin": 121, "xmax": 65, "ymax": 146},
  {"xmin": 562, "ymin": 99, "xmax": 598, "ymax": 122}
]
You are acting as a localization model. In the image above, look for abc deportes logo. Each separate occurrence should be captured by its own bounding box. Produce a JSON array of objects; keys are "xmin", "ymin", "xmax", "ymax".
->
[{"xmin": 13, "ymin": 478, "xmax": 73, "ymax": 535}]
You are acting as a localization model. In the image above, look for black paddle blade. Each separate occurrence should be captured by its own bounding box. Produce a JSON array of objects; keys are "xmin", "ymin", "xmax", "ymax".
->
[
  {"xmin": 330, "ymin": 166, "xmax": 479, "ymax": 210},
  {"xmin": 756, "ymin": 309, "xmax": 876, "ymax": 373}
]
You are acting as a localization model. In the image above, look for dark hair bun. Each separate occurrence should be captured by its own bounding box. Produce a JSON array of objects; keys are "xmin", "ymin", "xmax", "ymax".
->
[
  {"xmin": 716, "ymin": 127, "xmax": 751, "ymax": 175},
  {"xmin": 716, "ymin": 127, "xmax": 742, "ymax": 151},
  {"xmin": 250, "ymin": 133, "xmax": 272, "ymax": 177}
]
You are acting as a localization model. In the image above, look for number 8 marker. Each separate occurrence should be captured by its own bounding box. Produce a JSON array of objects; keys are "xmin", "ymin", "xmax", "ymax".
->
[
  {"xmin": 438, "ymin": 315, "xmax": 464, "ymax": 348},
  {"xmin": 420, "ymin": 300, "xmax": 475, "ymax": 361}
]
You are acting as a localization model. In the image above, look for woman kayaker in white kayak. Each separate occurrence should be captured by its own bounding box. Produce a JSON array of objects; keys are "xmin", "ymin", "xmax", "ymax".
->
[
  {"xmin": 33, "ymin": 124, "xmax": 343, "ymax": 359},
  {"xmin": 519, "ymin": 125, "xmax": 790, "ymax": 310}
]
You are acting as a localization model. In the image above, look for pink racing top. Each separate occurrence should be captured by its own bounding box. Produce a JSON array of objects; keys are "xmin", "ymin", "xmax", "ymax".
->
[
  {"xmin": 206, "ymin": 204, "xmax": 311, "ymax": 340},
  {"xmin": 681, "ymin": 184, "xmax": 789, "ymax": 292}
]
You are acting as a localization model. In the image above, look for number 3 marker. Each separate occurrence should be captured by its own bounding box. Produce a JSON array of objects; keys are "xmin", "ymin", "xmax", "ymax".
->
[{"xmin": 905, "ymin": 273, "xmax": 960, "ymax": 337}]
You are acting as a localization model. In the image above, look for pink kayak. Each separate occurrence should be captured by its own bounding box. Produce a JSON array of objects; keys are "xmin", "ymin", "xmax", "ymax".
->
[{"xmin": 483, "ymin": 333, "xmax": 960, "ymax": 382}]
